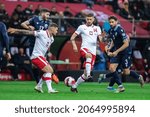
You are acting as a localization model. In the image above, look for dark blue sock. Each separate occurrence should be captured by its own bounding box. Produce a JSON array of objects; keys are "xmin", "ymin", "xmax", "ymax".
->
[
  {"xmin": 130, "ymin": 70, "xmax": 139, "ymax": 80},
  {"xmin": 109, "ymin": 77, "xmax": 115, "ymax": 87},
  {"xmin": 112, "ymin": 71, "xmax": 122, "ymax": 86}
]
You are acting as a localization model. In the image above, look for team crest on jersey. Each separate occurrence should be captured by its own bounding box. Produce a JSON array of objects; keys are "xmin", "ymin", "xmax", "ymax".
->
[
  {"xmin": 45, "ymin": 24, "xmax": 48, "ymax": 28},
  {"xmin": 93, "ymin": 28, "xmax": 97, "ymax": 32},
  {"xmin": 89, "ymin": 31, "xmax": 93, "ymax": 35},
  {"xmin": 121, "ymin": 29, "xmax": 124, "ymax": 32}
]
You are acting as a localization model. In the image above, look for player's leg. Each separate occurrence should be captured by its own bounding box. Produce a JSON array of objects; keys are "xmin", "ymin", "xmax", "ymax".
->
[
  {"xmin": 122, "ymin": 54, "xmax": 144, "ymax": 87},
  {"xmin": 71, "ymin": 51, "xmax": 96, "ymax": 93},
  {"xmin": 71, "ymin": 73, "xmax": 86, "ymax": 93},
  {"xmin": 80, "ymin": 48, "xmax": 93, "ymax": 78},
  {"xmin": 98, "ymin": 72, "xmax": 113, "ymax": 83},
  {"xmin": 85, "ymin": 52, "xmax": 92, "ymax": 77},
  {"xmin": 109, "ymin": 63, "xmax": 125, "ymax": 92},
  {"xmin": 41, "ymin": 64, "xmax": 58, "ymax": 93},
  {"xmin": 32, "ymin": 56, "xmax": 58, "ymax": 93},
  {"xmin": 107, "ymin": 77, "xmax": 116, "ymax": 91}
]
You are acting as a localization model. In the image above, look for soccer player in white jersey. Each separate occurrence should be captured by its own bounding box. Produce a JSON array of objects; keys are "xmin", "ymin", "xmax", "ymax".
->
[
  {"xmin": 70, "ymin": 13, "xmax": 102, "ymax": 92},
  {"xmin": 8, "ymin": 23, "xmax": 59, "ymax": 93}
]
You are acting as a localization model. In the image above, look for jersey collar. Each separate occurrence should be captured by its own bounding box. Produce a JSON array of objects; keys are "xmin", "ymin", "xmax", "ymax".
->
[
  {"xmin": 86, "ymin": 24, "xmax": 94, "ymax": 28},
  {"xmin": 114, "ymin": 24, "xmax": 120, "ymax": 31},
  {"xmin": 38, "ymin": 16, "xmax": 43, "ymax": 21}
]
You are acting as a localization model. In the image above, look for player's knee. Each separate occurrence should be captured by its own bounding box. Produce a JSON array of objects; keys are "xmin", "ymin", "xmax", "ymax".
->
[
  {"xmin": 42, "ymin": 65, "xmax": 54, "ymax": 73},
  {"xmin": 86, "ymin": 53, "xmax": 92, "ymax": 58}
]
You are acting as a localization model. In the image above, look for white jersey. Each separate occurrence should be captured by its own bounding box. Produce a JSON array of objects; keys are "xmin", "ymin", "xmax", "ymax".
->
[
  {"xmin": 31, "ymin": 30, "xmax": 54, "ymax": 59},
  {"xmin": 75, "ymin": 24, "xmax": 101, "ymax": 55}
]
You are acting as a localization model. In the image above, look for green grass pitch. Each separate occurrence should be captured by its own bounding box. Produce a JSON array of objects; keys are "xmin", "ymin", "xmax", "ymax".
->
[{"xmin": 0, "ymin": 81, "xmax": 150, "ymax": 100}]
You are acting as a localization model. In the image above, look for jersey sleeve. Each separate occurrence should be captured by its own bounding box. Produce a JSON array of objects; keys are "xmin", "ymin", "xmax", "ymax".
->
[
  {"xmin": 34, "ymin": 30, "xmax": 43, "ymax": 37},
  {"xmin": 118, "ymin": 27, "xmax": 127, "ymax": 41},
  {"xmin": 28, "ymin": 16, "xmax": 36, "ymax": 25},
  {"xmin": 97, "ymin": 26, "xmax": 102, "ymax": 36},
  {"xmin": 75, "ymin": 25, "xmax": 82, "ymax": 35}
]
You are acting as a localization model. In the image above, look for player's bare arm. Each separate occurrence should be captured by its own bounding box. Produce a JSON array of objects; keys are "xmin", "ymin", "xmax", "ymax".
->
[
  {"xmin": 21, "ymin": 20, "xmax": 35, "ymax": 31},
  {"xmin": 70, "ymin": 32, "xmax": 78, "ymax": 52},
  {"xmin": 8, "ymin": 28, "xmax": 34, "ymax": 36},
  {"xmin": 98, "ymin": 35, "xmax": 103, "ymax": 42},
  {"xmin": 112, "ymin": 39, "xmax": 129, "ymax": 57}
]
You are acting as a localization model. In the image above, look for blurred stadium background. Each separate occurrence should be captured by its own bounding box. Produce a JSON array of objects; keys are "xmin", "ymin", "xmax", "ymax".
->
[{"xmin": 0, "ymin": 0, "xmax": 150, "ymax": 84}]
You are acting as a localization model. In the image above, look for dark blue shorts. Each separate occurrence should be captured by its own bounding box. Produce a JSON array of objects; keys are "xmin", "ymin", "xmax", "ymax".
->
[{"xmin": 110, "ymin": 54, "xmax": 131, "ymax": 69}]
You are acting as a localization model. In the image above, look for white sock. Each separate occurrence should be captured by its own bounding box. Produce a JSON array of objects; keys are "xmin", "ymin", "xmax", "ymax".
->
[
  {"xmin": 72, "ymin": 74, "xmax": 85, "ymax": 88},
  {"xmin": 37, "ymin": 78, "xmax": 43, "ymax": 88},
  {"xmin": 45, "ymin": 80, "xmax": 53, "ymax": 91},
  {"xmin": 85, "ymin": 58, "xmax": 92, "ymax": 77},
  {"xmin": 118, "ymin": 85, "xmax": 123, "ymax": 88},
  {"xmin": 42, "ymin": 73, "xmax": 53, "ymax": 91}
]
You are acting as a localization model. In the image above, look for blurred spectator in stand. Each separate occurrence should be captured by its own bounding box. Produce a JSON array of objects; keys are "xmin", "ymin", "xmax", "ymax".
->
[
  {"xmin": 50, "ymin": 6, "xmax": 59, "ymax": 23},
  {"xmin": 0, "ymin": 3, "xmax": 9, "ymax": 27},
  {"xmin": 34, "ymin": 4, "xmax": 43, "ymax": 16},
  {"xmin": 50, "ymin": 6, "xmax": 59, "ymax": 17},
  {"xmin": 12, "ymin": 4, "xmax": 24, "ymax": 22},
  {"xmin": 11, "ymin": 47, "xmax": 35, "ymax": 80},
  {"xmin": 67, "ymin": 0, "xmax": 81, "ymax": 3},
  {"xmin": 75, "ymin": 11, "xmax": 86, "ymax": 28},
  {"xmin": 143, "ymin": 1, "xmax": 150, "ymax": 20},
  {"xmin": 9, "ymin": 13, "xmax": 22, "ymax": 29},
  {"xmin": 131, "ymin": 4, "xmax": 144, "ymax": 20},
  {"xmin": 23, "ymin": 4, "xmax": 34, "ymax": 20},
  {"xmin": 59, "ymin": 11, "xmax": 67, "ymax": 34},
  {"xmin": 0, "ymin": 56, "xmax": 18, "ymax": 80},
  {"xmin": 119, "ymin": 1, "xmax": 133, "ymax": 21},
  {"xmin": 63, "ymin": 6, "xmax": 75, "ymax": 29},
  {"xmin": 63, "ymin": 6, "xmax": 73, "ymax": 17},
  {"xmin": 82, "ymin": 0, "xmax": 94, "ymax": 9}
]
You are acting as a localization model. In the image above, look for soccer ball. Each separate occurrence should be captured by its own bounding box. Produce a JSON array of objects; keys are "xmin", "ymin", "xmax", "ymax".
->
[{"xmin": 64, "ymin": 76, "xmax": 76, "ymax": 87}]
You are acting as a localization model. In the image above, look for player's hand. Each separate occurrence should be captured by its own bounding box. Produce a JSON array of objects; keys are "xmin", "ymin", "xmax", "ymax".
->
[
  {"xmin": 107, "ymin": 52, "xmax": 113, "ymax": 57},
  {"xmin": 8, "ymin": 28, "xmax": 17, "ymax": 34},
  {"xmin": 5, "ymin": 53, "xmax": 11, "ymax": 61},
  {"xmin": 112, "ymin": 51, "xmax": 118, "ymax": 57}
]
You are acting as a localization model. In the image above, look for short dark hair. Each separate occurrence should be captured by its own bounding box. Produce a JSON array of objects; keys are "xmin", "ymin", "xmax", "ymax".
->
[
  {"xmin": 86, "ymin": 13, "xmax": 94, "ymax": 17},
  {"xmin": 50, "ymin": 23, "xmax": 58, "ymax": 28},
  {"xmin": 108, "ymin": 16, "xmax": 118, "ymax": 21},
  {"xmin": 40, "ymin": 8, "xmax": 50, "ymax": 13}
]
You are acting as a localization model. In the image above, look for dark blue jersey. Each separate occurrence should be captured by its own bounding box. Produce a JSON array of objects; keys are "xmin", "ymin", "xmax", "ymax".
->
[
  {"xmin": 27, "ymin": 16, "xmax": 50, "ymax": 55},
  {"xmin": 0, "ymin": 22, "xmax": 10, "ymax": 55},
  {"xmin": 108, "ymin": 24, "xmax": 128, "ymax": 55},
  {"xmin": 28, "ymin": 16, "xmax": 50, "ymax": 30}
]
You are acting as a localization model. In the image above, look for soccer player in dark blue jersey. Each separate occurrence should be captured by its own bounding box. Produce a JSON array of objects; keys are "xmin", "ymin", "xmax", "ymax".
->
[
  {"xmin": 21, "ymin": 8, "xmax": 51, "ymax": 55},
  {"xmin": 99, "ymin": 16, "xmax": 144, "ymax": 93},
  {"xmin": 0, "ymin": 22, "xmax": 11, "ymax": 69}
]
